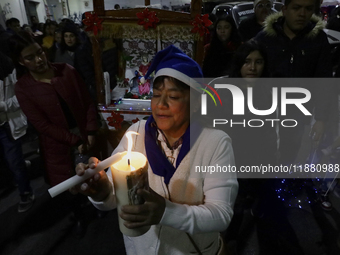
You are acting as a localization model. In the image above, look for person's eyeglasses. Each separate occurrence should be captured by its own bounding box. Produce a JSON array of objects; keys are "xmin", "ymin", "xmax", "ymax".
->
[{"xmin": 257, "ymin": 3, "xmax": 272, "ymax": 9}]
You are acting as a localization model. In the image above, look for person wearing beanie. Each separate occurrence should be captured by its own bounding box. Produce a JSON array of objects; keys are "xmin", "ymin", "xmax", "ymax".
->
[
  {"xmin": 202, "ymin": 15, "xmax": 241, "ymax": 78},
  {"xmin": 73, "ymin": 45, "xmax": 238, "ymax": 255},
  {"xmin": 238, "ymin": 0, "xmax": 274, "ymax": 42},
  {"xmin": 54, "ymin": 23, "xmax": 81, "ymax": 66},
  {"xmin": 53, "ymin": 23, "xmax": 96, "ymax": 102}
]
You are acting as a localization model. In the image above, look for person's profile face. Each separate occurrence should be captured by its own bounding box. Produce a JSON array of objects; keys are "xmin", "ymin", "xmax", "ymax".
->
[
  {"xmin": 216, "ymin": 20, "xmax": 232, "ymax": 43},
  {"xmin": 282, "ymin": 0, "xmax": 315, "ymax": 34},
  {"xmin": 64, "ymin": 32, "xmax": 76, "ymax": 47},
  {"xmin": 240, "ymin": 50, "xmax": 265, "ymax": 78},
  {"xmin": 255, "ymin": 0, "xmax": 273, "ymax": 23},
  {"xmin": 19, "ymin": 43, "xmax": 48, "ymax": 74},
  {"xmin": 151, "ymin": 78, "xmax": 191, "ymax": 139}
]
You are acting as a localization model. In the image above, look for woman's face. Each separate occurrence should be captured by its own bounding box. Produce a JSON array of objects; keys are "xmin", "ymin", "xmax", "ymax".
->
[
  {"xmin": 151, "ymin": 78, "xmax": 191, "ymax": 139},
  {"xmin": 64, "ymin": 32, "xmax": 76, "ymax": 47},
  {"xmin": 216, "ymin": 20, "xmax": 232, "ymax": 43},
  {"xmin": 240, "ymin": 50, "xmax": 265, "ymax": 78},
  {"xmin": 19, "ymin": 43, "xmax": 48, "ymax": 74}
]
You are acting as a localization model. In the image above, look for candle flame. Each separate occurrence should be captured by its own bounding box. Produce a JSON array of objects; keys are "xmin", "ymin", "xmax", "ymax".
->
[{"xmin": 125, "ymin": 131, "xmax": 139, "ymax": 166}]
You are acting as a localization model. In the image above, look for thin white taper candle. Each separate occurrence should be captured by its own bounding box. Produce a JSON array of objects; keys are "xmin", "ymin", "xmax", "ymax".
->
[{"xmin": 48, "ymin": 152, "xmax": 126, "ymax": 198}]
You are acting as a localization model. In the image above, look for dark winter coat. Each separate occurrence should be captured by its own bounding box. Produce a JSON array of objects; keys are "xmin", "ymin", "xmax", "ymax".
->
[
  {"xmin": 54, "ymin": 42, "xmax": 96, "ymax": 101},
  {"xmin": 238, "ymin": 15, "xmax": 264, "ymax": 42},
  {"xmin": 256, "ymin": 12, "xmax": 332, "ymax": 78},
  {"xmin": 15, "ymin": 63, "xmax": 98, "ymax": 186},
  {"xmin": 256, "ymin": 12, "xmax": 333, "ymax": 122},
  {"xmin": 202, "ymin": 41, "xmax": 239, "ymax": 78}
]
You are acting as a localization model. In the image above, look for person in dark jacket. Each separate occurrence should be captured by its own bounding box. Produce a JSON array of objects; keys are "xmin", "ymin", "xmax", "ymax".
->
[
  {"xmin": 255, "ymin": 0, "xmax": 333, "ymax": 165},
  {"xmin": 238, "ymin": 0, "xmax": 274, "ymax": 42},
  {"xmin": 53, "ymin": 23, "xmax": 96, "ymax": 102},
  {"xmin": 202, "ymin": 15, "xmax": 241, "ymax": 78},
  {"xmin": 9, "ymin": 31, "xmax": 98, "ymax": 236},
  {"xmin": 213, "ymin": 40, "xmax": 279, "ymax": 252},
  {"xmin": 228, "ymin": 40, "xmax": 277, "ymax": 167}
]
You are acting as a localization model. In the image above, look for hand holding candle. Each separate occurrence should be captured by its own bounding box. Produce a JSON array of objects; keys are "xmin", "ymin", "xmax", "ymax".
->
[
  {"xmin": 111, "ymin": 131, "xmax": 151, "ymax": 237},
  {"xmin": 120, "ymin": 187, "xmax": 165, "ymax": 229},
  {"xmin": 48, "ymin": 151, "xmax": 126, "ymax": 198}
]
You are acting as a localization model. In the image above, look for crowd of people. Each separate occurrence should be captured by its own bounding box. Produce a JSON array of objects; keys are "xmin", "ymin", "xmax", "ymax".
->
[
  {"xmin": 1, "ymin": 0, "xmax": 340, "ymax": 254},
  {"xmin": 2, "ymin": 16, "xmax": 96, "ymax": 101}
]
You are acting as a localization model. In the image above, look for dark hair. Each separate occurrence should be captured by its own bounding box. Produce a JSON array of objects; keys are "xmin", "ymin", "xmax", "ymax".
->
[
  {"xmin": 153, "ymin": 76, "xmax": 190, "ymax": 91},
  {"xmin": 8, "ymin": 31, "xmax": 39, "ymax": 78},
  {"xmin": 43, "ymin": 21, "xmax": 58, "ymax": 36},
  {"xmin": 284, "ymin": 0, "xmax": 292, "ymax": 6},
  {"xmin": 6, "ymin": 18, "xmax": 20, "ymax": 28},
  {"xmin": 59, "ymin": 23, "xmax": 82, "ymax": 53},
  {"xmin": 210, "ymin": 15, "xmax": 240, "ymax": 49},
  {"xmin": 230, "ymin": 39, "xmax": 268, "ymax": 77},
  {"xmin": 284, "ymin": 0, "xmax": 316, "ymax": 8}
]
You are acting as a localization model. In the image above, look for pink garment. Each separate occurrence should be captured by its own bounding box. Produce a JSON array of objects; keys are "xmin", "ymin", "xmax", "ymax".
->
[
  {"xmin": 139, "ymin": 81, "xmax": 151, "ymax": 95},
  {"xmin": 138, "ymin": 62, "xmax": 151, "ymax": 95}
]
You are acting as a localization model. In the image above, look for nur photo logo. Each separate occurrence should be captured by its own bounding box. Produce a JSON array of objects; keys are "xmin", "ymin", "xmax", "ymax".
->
[
  {"xmin": 200, "ymin": 83, "xmax": 222, "ymax": 115},
  {"xmin": 199, "ymin": 80, "xmax": 313, "ymax": 128}
]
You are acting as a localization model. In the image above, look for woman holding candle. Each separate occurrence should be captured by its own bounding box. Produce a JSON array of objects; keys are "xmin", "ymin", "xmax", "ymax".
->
[{"xmin": 74, "ymin": 45, "xmax": 238, "ymax": 254}]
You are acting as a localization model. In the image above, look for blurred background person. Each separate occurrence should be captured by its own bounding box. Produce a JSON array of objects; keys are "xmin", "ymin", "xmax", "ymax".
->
[
  {"xmin": 6, "ymin": 18, "xmax": 21, "ymax": 35},
  {"xmin": 53, "ymin": 23, "xmax": 96, "ymax": 101},
  {"xmin": 202, "ymin": 15, "xmax": 241, "ymax": 78},
  {"xmin": 238, "ymin": 0, "xmax": 274, "ymax": 42},
  {"xmin": 42, "ymin": 21, "xmax": 58, "ymax": 50}
]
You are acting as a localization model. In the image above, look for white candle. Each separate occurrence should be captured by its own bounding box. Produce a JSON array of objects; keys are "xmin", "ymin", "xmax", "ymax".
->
[
  {"xmin": 48, "ymin": 152, "xmax": 126, "ymax": 198},
  {"xmin": 111, "ymin": 151, "xmax": 150, "ymax": 237}
]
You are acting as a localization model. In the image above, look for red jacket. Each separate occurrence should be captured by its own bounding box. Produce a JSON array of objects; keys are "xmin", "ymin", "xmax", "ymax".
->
[{"xmin": 15, "ymin": 63, "xmax": 98, "ymax": 186}]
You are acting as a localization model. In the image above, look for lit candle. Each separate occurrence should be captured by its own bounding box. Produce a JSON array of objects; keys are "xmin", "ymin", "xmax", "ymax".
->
[{"xmin": 111, "ymin": 131, "xmax": 150, "ymax": 237}]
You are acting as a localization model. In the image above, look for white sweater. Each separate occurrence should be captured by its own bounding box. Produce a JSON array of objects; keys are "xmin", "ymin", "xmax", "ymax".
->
[
  {"xmin": 91, "ymin": 120, "xmax": 238, "ymax": 255},
  {"xmin": 0, "ymin": 68, "xmax": 27, "ymax": 140}
]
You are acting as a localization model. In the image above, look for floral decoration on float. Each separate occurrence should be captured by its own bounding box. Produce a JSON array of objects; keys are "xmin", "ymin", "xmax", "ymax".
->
[
  {"xmin": 136, "ymin": 8, "xmax": 160, "ymax": 30},
  {"xmin": 190, "ymin": 14, "xmax": 213, "ymax": 37},
  {"xmin": 107, "ymin": 111, "xmax": 124, "ymax": 129},
  {"xmin": 82, "ymin": 12, "xmax": 103, "ymax": 35}
]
